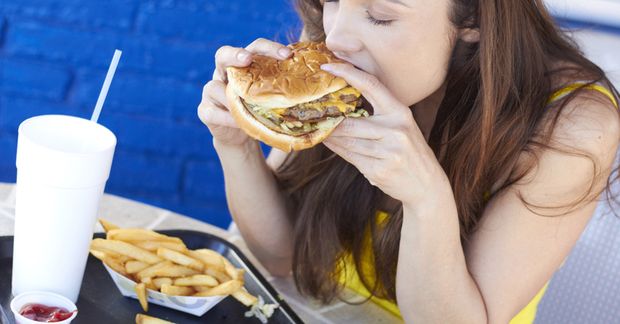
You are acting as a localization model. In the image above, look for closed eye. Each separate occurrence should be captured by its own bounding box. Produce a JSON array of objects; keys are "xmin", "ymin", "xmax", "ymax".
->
[{"xmin": 366, "ymin": 10, "xmax": 394, "ymax": 26}]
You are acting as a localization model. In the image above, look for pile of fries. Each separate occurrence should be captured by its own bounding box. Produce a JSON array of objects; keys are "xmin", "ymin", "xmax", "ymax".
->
[{"xmin": 90, "ymin": 219, "xmax": 259, "ymax": 313}]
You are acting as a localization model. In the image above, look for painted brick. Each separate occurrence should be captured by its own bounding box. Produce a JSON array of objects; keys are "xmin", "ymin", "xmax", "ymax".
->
[
  {"xmin": 73, "ymin": 70, "xmax": 202, "ymax": 121},
  {"xmin": 0, "ymin": 59, "xmax": 71, "ymax": 101},
  {"xmin": 6, "ymin": 21, "xmax": 218, "ymax": 82},
  {"xmin": 0, "ymin": 96, "xmax": 89, "ymax": 134},
  {"xmin": 97, "ymin": 114, "xmax": 216, "ymax": 160},
  {"xmin": 0, "ymin": 134, "xmax": 17, "ymax": 182},
  {"xmin": 148, "ymin": 42, "xmax": 218, "ymax": 82},
  {"xmin": 0, "ymin": 0, "xmax": 301, "ymax": 227},
  {"xmin": 183, "ymin": 160, "xmax": 226, "ymax": 202},
  {"xmin": 0, "ymin": 0, "xmax": 136, "ymax": 30},
  {"xmin": 5, "ymin": 22, "xmax": 151, "ymax": 72},
  {"xmin": 136, "ymin": 3, "xmax": 299, "ymax": 45},
  {"xmin": 107, "ymin": 151, "xmax": 182, "ymax": 194},
  {"xmin": 0, "ymin": 16, "xmax": 6, "ymax": 46}
]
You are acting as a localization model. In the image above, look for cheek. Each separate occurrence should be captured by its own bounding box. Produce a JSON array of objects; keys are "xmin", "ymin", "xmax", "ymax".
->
[{"xmin": 373, "ymin": 15, "xmax": 455, "ymax": 105}]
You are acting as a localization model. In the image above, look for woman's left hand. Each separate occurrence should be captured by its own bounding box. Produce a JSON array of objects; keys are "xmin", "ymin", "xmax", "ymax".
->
[{"xmin": 321, "ymin": 63, "xmax": 449, "ymax": 206}]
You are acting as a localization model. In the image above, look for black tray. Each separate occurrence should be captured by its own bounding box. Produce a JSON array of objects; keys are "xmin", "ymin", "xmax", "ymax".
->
[{"xmin": 0, "ymin": 230, "xmax": 303, "ymax": 324}]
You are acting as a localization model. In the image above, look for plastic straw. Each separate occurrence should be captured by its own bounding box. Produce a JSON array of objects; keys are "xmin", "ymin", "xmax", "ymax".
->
[{"xmin": 91, "ymin": 49, "xmax": 122, "ymax": 123}]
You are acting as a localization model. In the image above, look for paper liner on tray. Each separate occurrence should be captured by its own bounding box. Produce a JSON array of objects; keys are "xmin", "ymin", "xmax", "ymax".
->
[{"xmin": 103, "ymin": 264, "xmax": 226, "ymax": 317}]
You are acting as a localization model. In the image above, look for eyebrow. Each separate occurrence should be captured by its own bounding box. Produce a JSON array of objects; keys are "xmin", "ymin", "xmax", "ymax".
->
[{"xmin": 384, "ymin": 0, "xmax": 411, "ymax": 8}]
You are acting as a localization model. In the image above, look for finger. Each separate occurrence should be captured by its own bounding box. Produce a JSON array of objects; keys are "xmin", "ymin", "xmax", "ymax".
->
[
  {"xmin": 245, "ymin": 38, "xmax": 292, "ymax": 59},
  {"xmin": 320, "ymin": 63, "xmax": 401, "ymax": 115},
  {"xmin": 323, "ymin": 141, "xmax": 378, "ymax": 178},
  {"xmin": 330, "ymin": 117, "xmax": 384, "ymax": 140},
  {"xmin": 202, "ymin": 80, "xmax": 228, "ymax": 109},
  {"xmin": 214, "ymin": 45, "xmax": 253, "ymax": 82},
  {"xmin": 324, "ymin": 136, "xmax": 386, "ymax": 159},
  {"xmin": 197, "ymin": 102, "xmax": 239, "ymax": 129}
]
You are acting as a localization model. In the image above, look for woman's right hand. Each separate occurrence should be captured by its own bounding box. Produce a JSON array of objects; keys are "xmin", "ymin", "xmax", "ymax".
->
[{"xmin": 198, "ymin": 38, "xmax": 293, "ymax": 149}]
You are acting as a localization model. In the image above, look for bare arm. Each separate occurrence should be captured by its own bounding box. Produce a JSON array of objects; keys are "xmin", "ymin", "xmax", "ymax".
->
[
  {"xmin": 199, "ymin": 38, "xmax": 297, "ymax": 276},
  {"xmin": 397, "ymin": 93, "xmax": 620, "ymax": 323},
  {"xmin": 215, "ymin": 142, "xmax": 293, "ymax": 276}
]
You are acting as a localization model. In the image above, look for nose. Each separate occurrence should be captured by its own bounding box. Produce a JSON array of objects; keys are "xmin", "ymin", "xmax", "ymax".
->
[{"xmin": 324, "ymin": 11, "xmax": 363, "ymax": 60}]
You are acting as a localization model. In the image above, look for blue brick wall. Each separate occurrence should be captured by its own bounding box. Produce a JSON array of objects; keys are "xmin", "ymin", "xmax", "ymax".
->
[{"xmin": 0, "ymin": 0, "xmax": 301, "ymax": 228}]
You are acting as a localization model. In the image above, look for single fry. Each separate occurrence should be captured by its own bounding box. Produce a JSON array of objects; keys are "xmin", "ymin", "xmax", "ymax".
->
[
  {"xmin": 152, "ymin": 277, "xmax": 173, "ymax": 290},
  {"xmin": 141, "ymin": 277, "xmax": 152, "ymax": 284},
  {"xmin": 134, "ymin": 240, "xmax": 187, "ymax": 253},
  {"xmin": 192, "ymin": 286, "xmax": 211, "ymax": 293},
  {"xmin": 221, "ymin": 257, "xmax": 244, "ymax": 282},
  {"xmin": 135, "ymin": 314, "xmax": 175, "ymax": 324},
  {"xmin": 205, "ymin": 267, "xmax": 230, "ymax": 284},
  {"xmin": 90, "ymin": 247, "xmax": 131, "ymax": 263},
  {"xmin": 194, "ymin": 280, "xmax": 243, "ymax": 297},
  {"xmin": 160, "ymin": 284, "xmax": 195, "ymax": 296},
  {"xmin": 107, "ymin": 228, "xmax": 182, "ymax": 244},
  {"xmin": 126, "ymin": 260, "xmax": 150, "ymax": 274},
  {"xmin": 173, "ymin": 274, "xmax": 218, "ymax": 287},
  {"xmin": 89, "ymin": 249, "xmax": 107, "ymax": 261},
  {"xmin": 103, "ymin": 256, "xmax": 127, "ymax": 276},
  {"xmin": 232, "ymin": 289, "xmax": 258, "ymax": 307},
  {"xmin": 98, "ymin": 218, "xmax": 119, "ymax": 233},
  {"xmin": 135, "ymin": 282, "xmax": 148, "ymax": 312},
  {"xmin": 91, "ymin": 239, "xmax": 161, "ymax": 264},
  {"xmin": 135, "ymin": 314, "xmax": 174, "ymax": 324},
  {"xmin": 157, "ymin": 248, "xmax": 203, "ymax": 271},
  {"xmin": 137, "ymin": 261, "xmax": 173, "ymax": 281},
  {"xmin": 188, "ymin": 249, "xmax": 225, "ymax": 270},
  {"xmin": 153, "ymin": 264, "xmax": 199, "ymax": 278}
]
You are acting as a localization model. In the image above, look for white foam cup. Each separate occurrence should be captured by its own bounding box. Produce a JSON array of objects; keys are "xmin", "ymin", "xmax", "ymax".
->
[{"xmin": 12, "ymin": 115, "xmax": 116, "ymax": 302}]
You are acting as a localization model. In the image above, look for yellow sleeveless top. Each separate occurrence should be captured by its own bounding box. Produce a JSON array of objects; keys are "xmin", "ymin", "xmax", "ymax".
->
[{"xmin": 339, "ymin": 83, "xmax": 618, "ymax": 323}]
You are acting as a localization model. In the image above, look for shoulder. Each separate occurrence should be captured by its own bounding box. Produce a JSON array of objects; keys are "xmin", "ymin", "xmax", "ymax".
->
[
  {"xmin": 512, "ymin": 87, "xmax": 620, "ymax": 210},
  {"xmin": 544, "ymin": 87, "xmax": 619, "ymax": 158}
]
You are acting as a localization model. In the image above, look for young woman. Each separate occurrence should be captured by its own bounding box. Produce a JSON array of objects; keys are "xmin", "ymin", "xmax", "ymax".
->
[{"xmin": 198, "ymin": 0, "xmax": 620, "ymax": 323}]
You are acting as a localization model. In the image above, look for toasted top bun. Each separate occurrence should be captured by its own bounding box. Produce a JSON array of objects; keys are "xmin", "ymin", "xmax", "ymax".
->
[{"xmin": 226, "ymin": 42, "xmax": 348, "ymax": 109}]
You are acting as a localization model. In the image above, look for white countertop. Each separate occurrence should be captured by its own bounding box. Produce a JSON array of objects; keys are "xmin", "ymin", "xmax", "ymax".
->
[{"xmin": 0, "ymin": 182, "xmax": 402, "ymax": 324}]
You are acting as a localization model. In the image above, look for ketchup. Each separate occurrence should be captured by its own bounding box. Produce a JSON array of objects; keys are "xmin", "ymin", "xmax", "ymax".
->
[{"xmin": 19, "ymin": 303, "xmax": 76, "ymax": 323}]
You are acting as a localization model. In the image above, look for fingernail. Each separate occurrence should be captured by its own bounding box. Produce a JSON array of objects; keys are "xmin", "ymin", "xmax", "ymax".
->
[
  {"xmin": 278, "ymin": 48, "xmax": 291, "ymax": 58},
  {"xmin": 237, "ymin": 51, "xmax": 250, "ymax": 61},
  {"xmin": 321, "ymin": 64, "xmax": 334, "ymax": 72}
]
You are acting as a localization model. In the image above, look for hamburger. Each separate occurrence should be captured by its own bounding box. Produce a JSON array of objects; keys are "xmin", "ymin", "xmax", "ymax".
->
[{"xmin": 225, "ymin": 41, "xmax": 369, "ymax": 152}]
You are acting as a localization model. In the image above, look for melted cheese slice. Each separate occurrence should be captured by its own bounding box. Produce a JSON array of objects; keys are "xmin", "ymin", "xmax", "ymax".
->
[{"xmin": 269, "ymin": 86, "xmax": 361, "ymax": 116}]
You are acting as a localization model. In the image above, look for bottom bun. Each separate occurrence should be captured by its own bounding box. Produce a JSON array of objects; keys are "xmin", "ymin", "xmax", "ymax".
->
[{"xmin": 226, "ymin": 85, "xmax": 344, "ymax": 152}]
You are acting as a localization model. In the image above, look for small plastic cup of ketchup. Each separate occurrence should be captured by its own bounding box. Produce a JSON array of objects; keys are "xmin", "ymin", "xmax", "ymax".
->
[{"xmin": 10, "ymin": 291, "xmax": 77, "ymax": 324}]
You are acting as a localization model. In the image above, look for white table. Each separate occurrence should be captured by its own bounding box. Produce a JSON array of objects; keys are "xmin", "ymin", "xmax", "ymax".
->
[{"xmin": 0, "ymin": 182, "xmax": 402, "ymax": 324}]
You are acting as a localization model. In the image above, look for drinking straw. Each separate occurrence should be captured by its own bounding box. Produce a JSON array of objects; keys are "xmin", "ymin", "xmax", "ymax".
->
[{"xmin": 91, "ymin": 49, "xmax": 122, "ymax": 123}]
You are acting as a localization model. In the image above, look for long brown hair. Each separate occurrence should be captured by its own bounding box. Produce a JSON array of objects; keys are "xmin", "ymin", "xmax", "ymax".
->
[{"xmin": 275, "ymin": 0, "xmax": 620, "ymax": 304}]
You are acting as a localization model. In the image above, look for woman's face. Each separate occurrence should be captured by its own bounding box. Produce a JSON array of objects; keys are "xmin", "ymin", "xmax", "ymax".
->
[{"xmin": 322, "ymin": 0, "xmax": 457, "ymax": 106}]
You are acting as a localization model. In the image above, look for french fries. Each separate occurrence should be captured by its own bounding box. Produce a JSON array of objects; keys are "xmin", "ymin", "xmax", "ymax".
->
[
  {"xmin": 160, "ymin": 284, "xmax": 195, "ymax": 296},
  {"xmin": 194, "ymin": 279, "xmax": 243, "ymax": 297},
  {"xmin": 99, "ymin": 218, "xmax": 119, "ymax": 233},
  {"xmin": 126, "ymin": 260, "xmax": 150, "ymax": 274},
  {"xmin": 135, "ymin": 314, "xmax": 174, "ymax": 324},
  {"xmin": 232, "ymin": 288, "xmax": 259, "ymax": 307},
  {"xmin": 157, "ymin": 248, "xmax": 204, "ymax": 271},
  {"xmin": 152, "ymin": 277, "xmax": 173, "ymax": 289},
  {"xmin": 174, "ymin": 274, "xmax": 218, "ymax": 287},
  {"xmin": 135, "ymin": 283, "xmax": 148, "ymax": 312},
  {"xmin": 91, "ymin": 219, "xmax": 262, "ymax": 315},
  {"xmin": 106, "ymin": 228, "xmax": 183, "ymax": 244},
  {"xmin": 91, "ymin": 239, "xmax": 162, "ymax": 264},
  {"xmin": 134, "ymin": 240, "xmax": 187, "ymax": 253}
]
